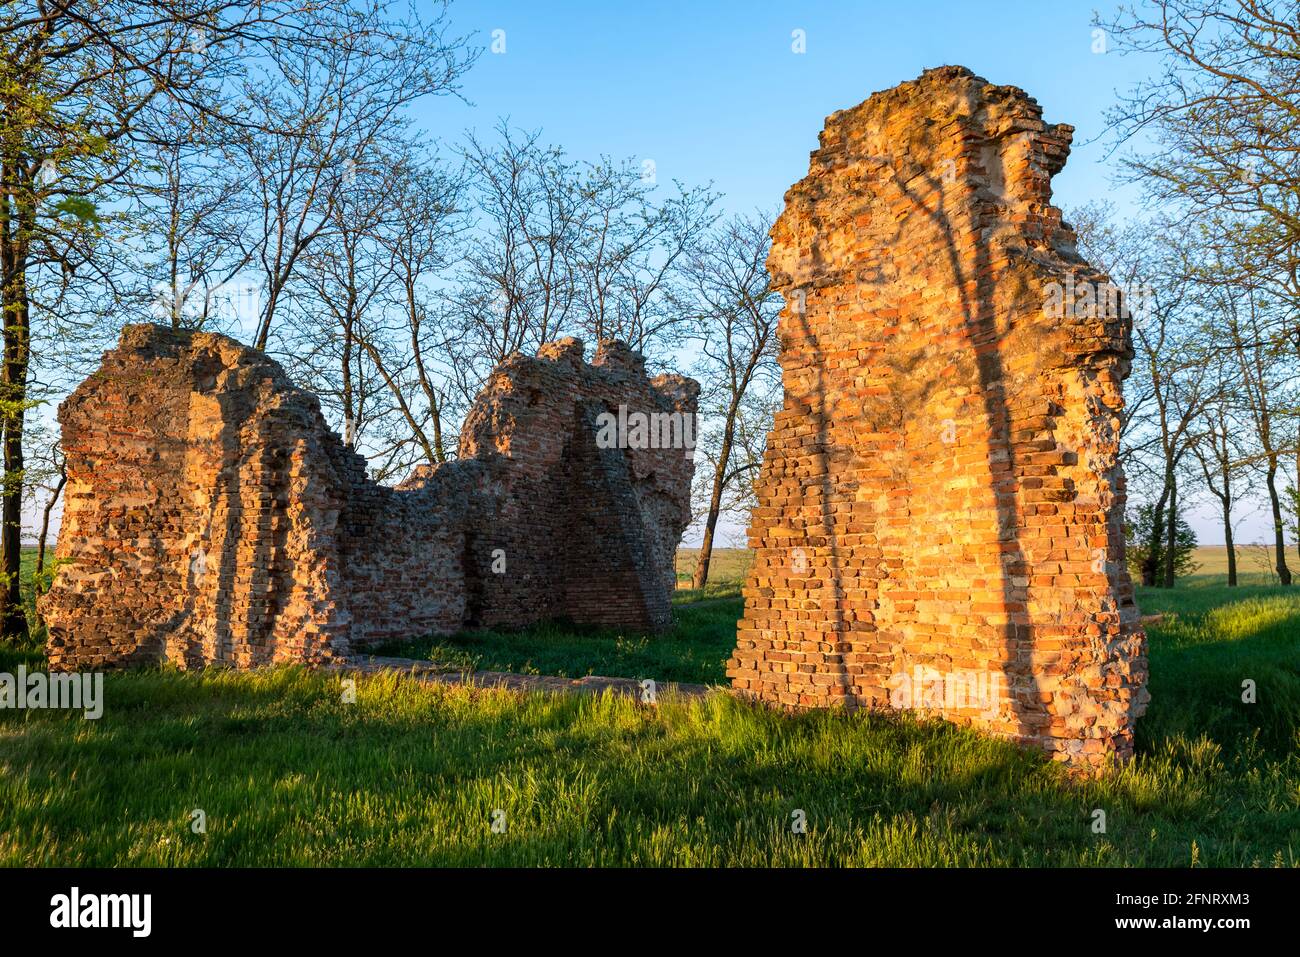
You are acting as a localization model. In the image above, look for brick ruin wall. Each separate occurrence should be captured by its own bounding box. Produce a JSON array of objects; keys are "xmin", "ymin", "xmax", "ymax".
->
[
  {"xmin": 39, "ymin": 325, "xmax": 697, "ymax": 670},
  {"xmin": 727, "ymin": 67, "xmax": 1149, "ymax": 769}
]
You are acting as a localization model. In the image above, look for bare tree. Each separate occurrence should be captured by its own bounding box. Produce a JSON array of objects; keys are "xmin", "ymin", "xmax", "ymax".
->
[
  {"xmin": 363, "ymin": 149, "xmax": 467, "ymax": 466},
  {"xmin": 1073, "ymin": 204, "xmax": 1214, "ymax": 587},
  {"xmin": 569, "ymin": 160, "xmax": 718, "ymax": 354},
  {"xmin": 680, "ymin": 212, "xmax": 781, "ymax": 590},
  {"xmin": 451, "ymin": 124, "xmax": 718, "ymax": 388},
  {"xmin": 122, "ymin": 118, "xmax": 255, "ymax": 331},
  {"xmin": 1224, "ymin": 275, "xmax": 1295, "ymax": 584},
  {"xmin": 1101, "ymin": 0, "xmax": 1300, "ymax": 322},
  {"xmin": 452, "ymin": 123, "xmax": 585, "ymax": 373},
  {"xmin": 0, "ymin": 1, "xmax": 474, "ymax": 639},
  {"xmin": 293, "ymin": 152, "xmax": 397, "ymax": 451},
  {"xmin": 1103, "ymin": 0, "xmax": 1300, "ymax": 576},
  {"xmin": 238, "ymin": 4, "xmax": 474, "ymax": 352},
  {"xmin": 1191, "ymin": 384, "xmax": 1249, "ymax": 586}
]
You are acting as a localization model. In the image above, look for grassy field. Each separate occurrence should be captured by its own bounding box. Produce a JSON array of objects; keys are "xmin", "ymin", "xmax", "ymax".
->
[
  {"xmin": 1182, "ymin": 544, "xmax": 1299, "ymax": 587},
  {"xmin": 369, "ymin": 600, "xmax": 740, "ymax": 685},
  {"xmin": 675, "ymin": 547, "xmax": 752, "ymax": 600},
  {"xmin": 366, "ymin": 549, "xmax": 754, "ymax": 683},
  {"xmin": 1, "ymin": 546, "xmax": 1297, "ymax": 866}
]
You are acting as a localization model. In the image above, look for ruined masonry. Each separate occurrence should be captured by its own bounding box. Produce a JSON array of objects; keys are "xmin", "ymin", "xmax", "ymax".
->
[
  {"xmin": 728, "ymin": 67, "xmax": 1149, "ymax": 769},
  {"xmin": 40, "ymin": 326, "xmax": 697, "ymax": 670}
]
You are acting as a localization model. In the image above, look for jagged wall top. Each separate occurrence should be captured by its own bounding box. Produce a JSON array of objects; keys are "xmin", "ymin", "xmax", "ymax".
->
[
  {"xmin": 730, "ymin": 66, "xmax": 1148, "ymax": 770},
  {"xmin": 40, "ymin": 323, "xmax": 698, "ymax": 669}
]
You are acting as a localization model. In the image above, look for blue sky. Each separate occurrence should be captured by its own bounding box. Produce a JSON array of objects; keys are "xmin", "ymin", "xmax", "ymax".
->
[
  {"xmin": 421, "ymin": 1, "xmax": 1155, "ymax": 223},
  {"xmin": 415, "ymin": 1, "xmax": 1274, "ymax": 546}
]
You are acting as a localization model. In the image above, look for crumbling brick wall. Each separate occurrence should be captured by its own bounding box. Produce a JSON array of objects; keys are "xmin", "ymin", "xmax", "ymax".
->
[
  {"xmin": 40, "ymin": 326, "xmax": 697, "ymax": 670},
  {"xmin": 728, "ymin": 66, "xmax": 1149, "ymax": 769},
  {"xmin": 432, "ymin": 336, "xmax": 696, "ymax": 634}
]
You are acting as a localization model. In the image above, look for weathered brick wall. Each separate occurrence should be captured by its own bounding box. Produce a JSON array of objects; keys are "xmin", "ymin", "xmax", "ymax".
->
[
  {"xmin": 448, "ymin": 337, "xmax": 696, "ymax": 633},
  {"xmin": 728, "ymin": 67, "xmax": 1149, "ymax": 770},
  {"xmin": 40, "ymin": 326, "xmax": 696, "ymax": 669},
  {"xmin": 38, "ymin": 328, "xmax": 357, "ymax": 669}
]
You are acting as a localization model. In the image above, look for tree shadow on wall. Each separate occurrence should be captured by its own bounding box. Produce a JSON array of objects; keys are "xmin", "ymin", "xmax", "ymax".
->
[
  {"xmin": 785, "ymin": 142, "xmax": 1046, "ymax": 748},
  {"xmin": 160, "ymin": 381, "xmax": 291, "ymax": 669}
]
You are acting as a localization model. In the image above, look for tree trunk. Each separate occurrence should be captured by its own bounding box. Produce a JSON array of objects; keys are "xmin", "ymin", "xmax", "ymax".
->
[
  {"xmin": 1141, "ymin": 482, "xmax": 1171, "ymax": 587},
  {"xmin": 1224, "ymin": 516, "xmax": 1237, "ymax": 587},
  {"xmin": 691, "ymin": 409, "xmax": 738, "ymax": 591},
  {"xmin": 1162, "ymin": 479, "xmax": 1178, "ymax": 587},
  {"xmin": 1216, "ymin": 496, "xmax": 1237, "ymax": 587},
  {"xmin": 255, "ymin": 281, "xmax": 281, "ymax": 351},
  {"xmin": 1, "ymin": 262, "xmax": 31, "ymax": 639},
  {"xmin": 1265, "ymin": 459, "xmax": 1292, "ymax": 585},
  {"xmin": 0, "ymin": 163, "xmax": 31, "ymax": 641},
  {"xmin": 341, "ymin": 317, "xmax": 355, "ymax": 448},
  {"xmin": 1220, "ymin": 452, "xmax": 1236, "ymax": 587},
  {"xmin": 34, "ymin": 467, "xmax": 66, "ymax": 588},
  {"xmin": 430, "ymin": 391, "xmax": 447, "ymax": 464}
]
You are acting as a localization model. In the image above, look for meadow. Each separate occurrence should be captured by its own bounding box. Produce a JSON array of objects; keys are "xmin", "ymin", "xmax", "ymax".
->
[{"xmin": 0, "ymin": 546, "xmax": 1296, "ymax": 867}]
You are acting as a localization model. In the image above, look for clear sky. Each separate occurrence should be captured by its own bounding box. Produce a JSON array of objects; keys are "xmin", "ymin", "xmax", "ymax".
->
[
  {"xmin": 412, "ymin": 0, "xmax": 1271, "ymax": 547},
  {"xmin": 420, "ymin": 1, "xmax": 1153, "ymax": 224}
]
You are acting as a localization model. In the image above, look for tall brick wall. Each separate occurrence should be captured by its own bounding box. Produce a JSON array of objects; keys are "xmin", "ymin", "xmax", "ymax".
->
[
  {"xmin": 728, "ymin": 67, "xmax": 1149, "ymax": 770},
  {"xmin": 40, "ymin": 326, "xmax": 696, "ymax": 670}
]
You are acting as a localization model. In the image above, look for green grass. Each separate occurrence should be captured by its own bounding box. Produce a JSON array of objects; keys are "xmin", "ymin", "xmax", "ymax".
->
[
  {"xmin": 673, "ymin": 547, "xmax": 752, "ymax": 602},
  {"xmin": 2, "ymin": 548, "xmax": 48, "ymax": 672},
  {"xmin": 370, "ymin": 599, "xmax": 739, "ymax": 685},
  {"xmin": 1, "ymin": 546, "xmax": 1297, "ymax": 866},
  {"xmin": 365, "ymin": 547, "xmax": 752, "ymax": 682}
]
